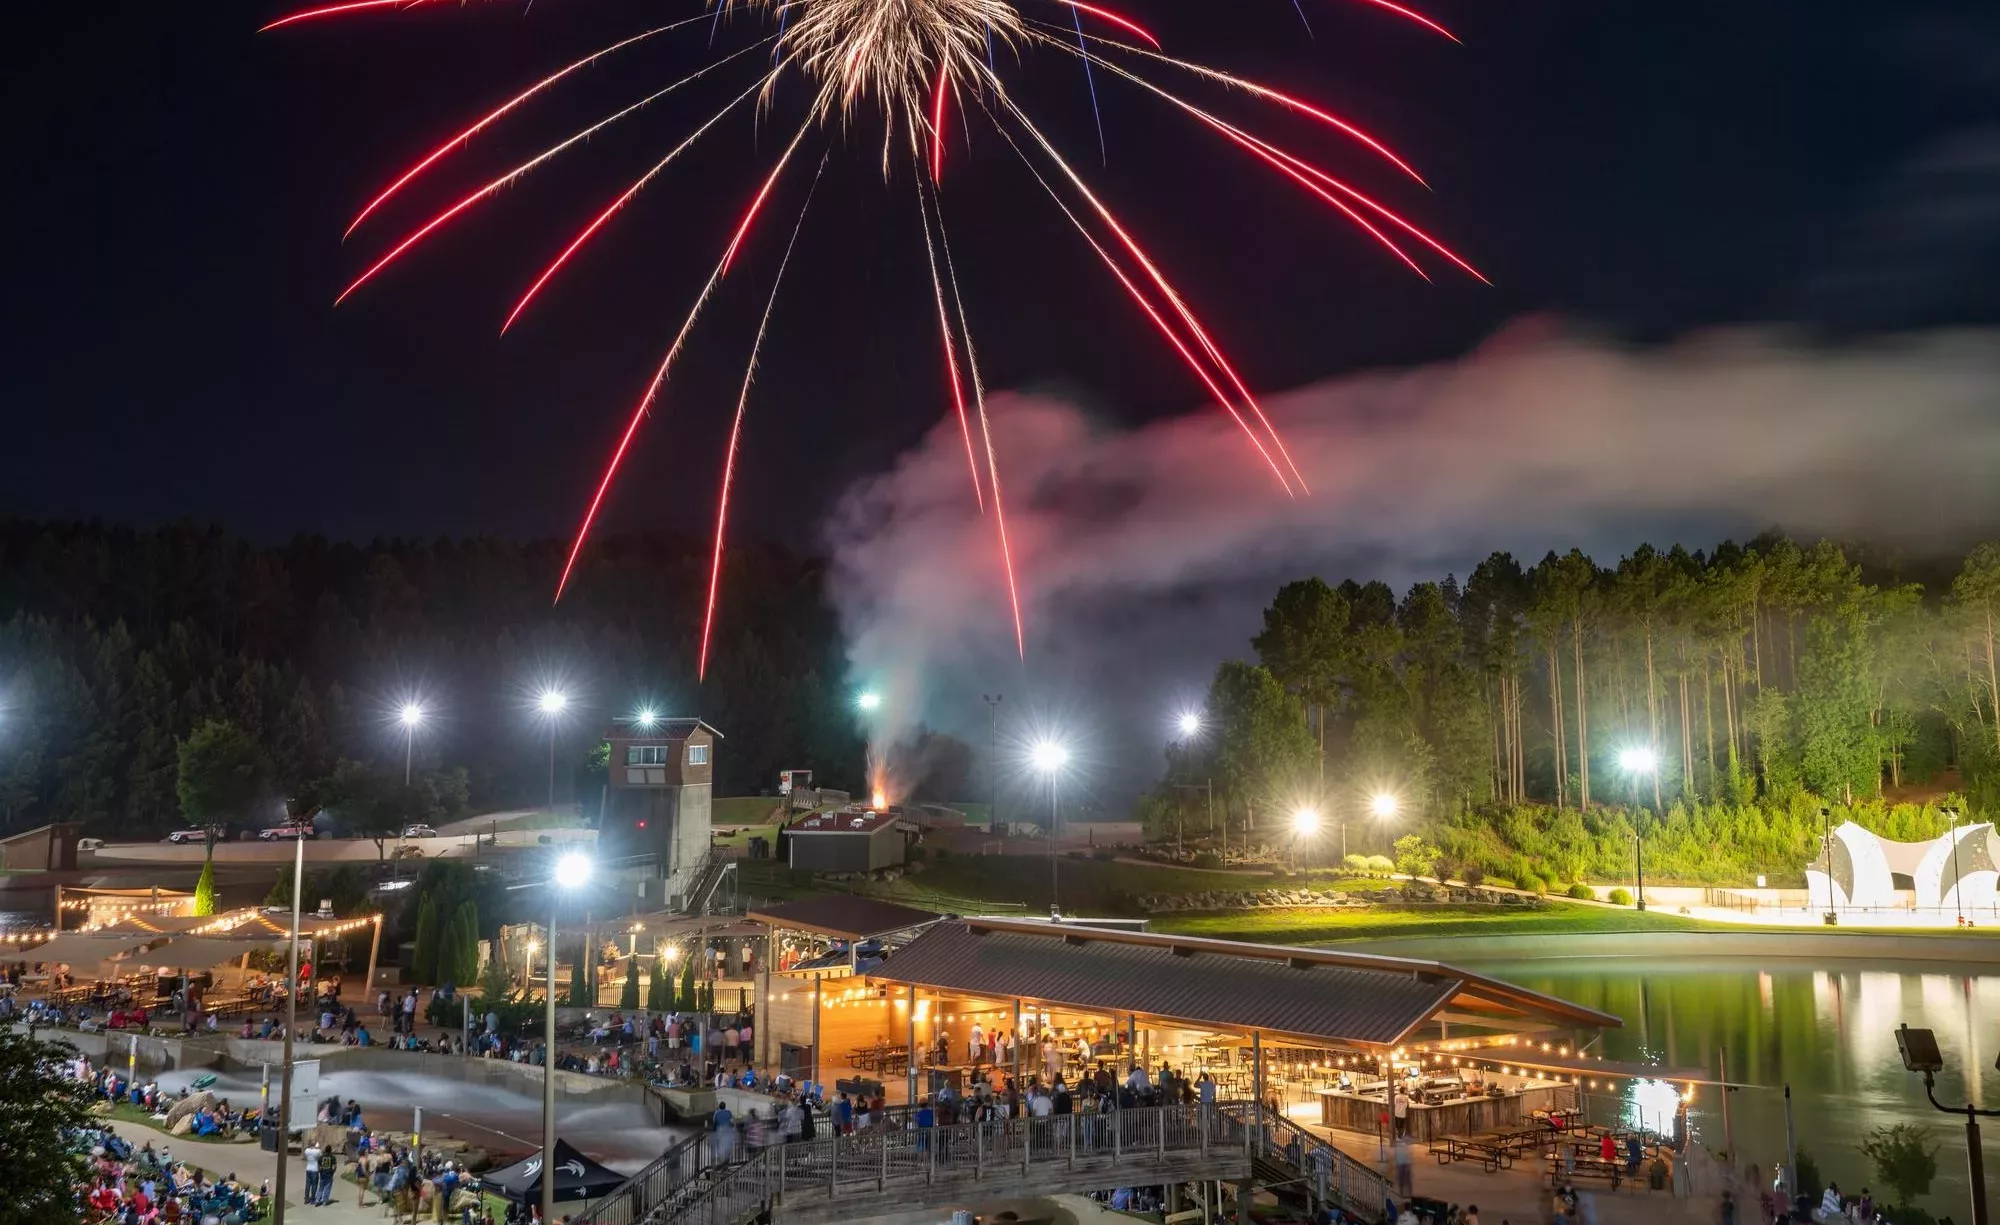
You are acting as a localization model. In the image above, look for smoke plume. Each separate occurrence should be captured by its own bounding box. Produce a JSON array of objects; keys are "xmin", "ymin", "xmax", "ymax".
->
[{"xmin": 827, "ymin": 322, "xmax": 2000, "ymax": 803}]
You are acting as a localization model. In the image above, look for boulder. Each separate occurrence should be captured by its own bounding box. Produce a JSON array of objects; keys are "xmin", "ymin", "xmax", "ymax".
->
[{"xmin": 164, "ymin": 1090, "xmax": 213, "ymax": 1129}]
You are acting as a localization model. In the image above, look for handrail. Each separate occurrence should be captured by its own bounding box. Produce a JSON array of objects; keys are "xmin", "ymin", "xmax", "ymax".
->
[
  {"xmin": 571, "ymin": 1132, "xmax": 709, "ymax": 1225},
  {"xmin": 657, "ymin": 1100, "xmax": 1254, "ymax": 1225},
  {"xmin": 1217, "ymin": 1102, "xmax": 1391, "ymax": 1221}
]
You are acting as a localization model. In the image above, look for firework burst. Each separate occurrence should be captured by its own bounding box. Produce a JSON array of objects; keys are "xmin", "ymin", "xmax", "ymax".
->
[{"xmin": 267, "ymin": 0, "xmax": 1482, "ymax": 676}]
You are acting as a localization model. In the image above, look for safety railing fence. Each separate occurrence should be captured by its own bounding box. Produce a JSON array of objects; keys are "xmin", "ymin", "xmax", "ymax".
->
[
  {"xmin": 1217, "ymin": 1102, "xmax": 1392, "ymax": 1221},
  {"xmin": 658, "ymin": 1101, "xmax": 1252, "ymax": 1225},
  {"xmin": 572, "ymin": 1132, "xmax": 708, "ymax": 1225}
]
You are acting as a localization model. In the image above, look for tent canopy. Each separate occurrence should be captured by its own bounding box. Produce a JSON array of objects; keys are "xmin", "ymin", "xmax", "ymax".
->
[
  {"xmin": 23, "ymin": 933, "xmax": 165, "ymax": 966},
  {"xmin": 481, "ymin": 1140, "xmax": 627, "ymax": 1204}
]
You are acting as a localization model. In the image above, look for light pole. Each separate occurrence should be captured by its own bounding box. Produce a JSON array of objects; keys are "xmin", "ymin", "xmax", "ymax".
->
[
  {"xmin": 1820, "ymin": 805, "xmax": 1838, "ymax": 925},
  {"xmin": 399, "ymin": 703, "xmax": 424, "ymax": 787},
  {"xmin": 271, "ymin": 826, "xmax": 306, "ymax": 1224},
  {"xmin": 1032, "ymin": 741, "xmax": 1068, "ymax": 913},
  {"xmin": 538, "ymin": 691, "xmax": 568, "ymax": 816},
  {"xmin": 1617, "ymin": 748, "xmax": 1658, "ymax": 910},
  {"xmin": 1171, "ymin": 712, "xmax": 1214, "ymax": 862},
  {"xmin": 1290, "ymin": 807, "xmax": 1320, "ymax": 873},
  {"xmin": 634, "ymin": 707, "xmax": 659, "ymax": 732},
  {"xmin": 542, "ymin": 852, "xmax": 593, "ymax": 1225},
  {"xmin": 1895, "ymin": 1023, "xmax": 1993, "ymax": 1225},
  {"xmin": 983, "ymin": 694, "xmax": 1003, "ymax": 835},
  {"xmin": 1943, "ymin": 805, "xmax": 1966, "ymax": 926}
]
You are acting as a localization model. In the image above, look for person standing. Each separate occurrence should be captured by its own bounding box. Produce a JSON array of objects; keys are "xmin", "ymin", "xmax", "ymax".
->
[
  {"xmin": 970, "ymin": 1021, "xmax": 984, "ymax": 1065},
  {"xmin": 302, "ymin": 1141, "xmax": 322, "ymax": 1206},
  {"xmin": 1392, "ymin": 1085, "xmax": 1410, "ymax": 1138}
]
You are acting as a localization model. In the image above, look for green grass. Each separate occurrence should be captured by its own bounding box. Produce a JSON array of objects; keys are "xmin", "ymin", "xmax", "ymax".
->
[
  {"xmin": 711, "ymin": 824, "xmax": 777, "ymax": 850},
  {"xmin": 712, "ymin": 797, "xmax": 785, "ymax": 827},
  {"xmin": 868, "ymin": 854, "xmax": 1379, "ymax": 915},
  {"xmin": 102, "ymin": 1102, "xmax": 245, "ymax": 1144},
  {"xmin": 1152, "ymin": 902, "xmax": 1718, "ymax": 943}
]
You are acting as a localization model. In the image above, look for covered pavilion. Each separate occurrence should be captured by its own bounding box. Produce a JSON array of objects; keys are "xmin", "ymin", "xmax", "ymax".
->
[{"xmin": 764, "ymin": 916, "xmax": 1644, "ymax": 1142}]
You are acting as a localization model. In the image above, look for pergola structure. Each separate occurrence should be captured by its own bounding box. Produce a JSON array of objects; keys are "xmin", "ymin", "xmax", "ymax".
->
[
  {"xmin": 764, "ymin": 917, "xmax": 1632, "ymax": 1142},
  {"xmin": 749, "ymin": 896, "xmax": 942, "ymax": 1074}
]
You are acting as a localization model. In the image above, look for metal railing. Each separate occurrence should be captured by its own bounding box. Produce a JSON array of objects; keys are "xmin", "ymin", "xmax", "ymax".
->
[
  {"xmin": 572, "ymin": 1132, "xmax": 708, "ymax": 1225},
  {"xmin": 1219, "ymin": 1102, "xmax": 1392, "ymax": 1221},
  {"xmin": 658, "ymin": 1101, "xmax": 1251, "ymax": 1225}
]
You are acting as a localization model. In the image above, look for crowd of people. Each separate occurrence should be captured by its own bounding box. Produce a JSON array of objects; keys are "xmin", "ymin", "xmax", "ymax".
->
[{"xmin": 71, "ymin": 1127, "xmax": 269, "ymax": 1224}]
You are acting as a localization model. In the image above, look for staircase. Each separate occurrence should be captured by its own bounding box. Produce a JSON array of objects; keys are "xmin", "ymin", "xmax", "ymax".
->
[
  {"xmin": 680, "ymin": 856, "xmax": 738, "ymax": 916},
  {"xmin": 1220, "ymin": 1103, "xmax": 1392, "ymax": 1222}
]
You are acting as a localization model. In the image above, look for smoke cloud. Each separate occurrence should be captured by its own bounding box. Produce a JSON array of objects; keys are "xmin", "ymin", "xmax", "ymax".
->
[{"xmin": 827, "ymin": 322, "xmax": 2000, "ymax": 804}]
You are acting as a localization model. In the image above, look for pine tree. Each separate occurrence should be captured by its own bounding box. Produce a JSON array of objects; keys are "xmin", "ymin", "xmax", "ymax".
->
[
  {"xmin": 646, "ymin": 957, "xmax": 668, "ymax": 1012},
  {"xmin": 192, "ymin": 852, "xmax": 216, "ymax": 917},
  {"xmin": 619, "ymin": 954, "xmax": 641, "ymax": 1010},
  {"xmin": 443, "ymin": 899, "xmax": 479, "ymax": 988},
  {"xmin": 566, "ymin": 943, "xmax": 589, "ymax": 1007},
  {"xmin": 679, "ymin": 954, "xmax": 696, "ymax": 1012},
  {"xmin": 411, "ymin": 896, "xmax": 440, "ymax": 986}
]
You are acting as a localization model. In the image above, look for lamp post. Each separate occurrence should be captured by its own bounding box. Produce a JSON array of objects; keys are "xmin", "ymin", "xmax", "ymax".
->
[
  {"xmin": 538, "ymin": 691, "xmax": 568, "ymax": 815},
  {"xmin": 1290, "ymin": 807, "xmax": 1320, "ymax": 873},
  {"xmin": 1617, "ymin": 748, "xmax": 1659, "ymax": 911},
  {"xmin": 1943, "ymin": 805, "xmax": 1966, "ymax": 927},
  {"xmin": 1820, "ymin": 805, "xmax": 1838, "ymax": 925},
  {"xmin": 399, "ymin": 703, "xmax": 424, "ymax": 787},
  {"xmin": 1031, "ymin": 741, "xmax": 1068, "ymax": 913},
  {"xmin": 1171, "ymin": 712, "xmax": 1215, "ymax": 862},
  {"xmin": 982, "ymin": 694, "xmax": 1003, "ymax": 836},
  {"xmin": 271, "ymin": 827, "xmax": 306, "ymax": 1224},
  {"xmin": 1895, "ymin": 1023, "xmax": 1993, "ymax": 1225},
  {"xmin": 1368, "ymin": 792, "xmax": 1400, "ymax": 863},
  {"xmin": 542, "ymin": 852, "xmax": 593, "ymax": 1225}
]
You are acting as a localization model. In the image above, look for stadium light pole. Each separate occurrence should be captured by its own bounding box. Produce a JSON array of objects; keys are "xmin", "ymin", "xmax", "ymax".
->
[
  {"xmin": 1171, "ymin": 711, "xmax": 1214, "ymax": 863},
  {"xmin": 538, "ymin": 691, "xmax": 568, "ymax": 815},
  {"xmin": 1032, "ymin": 741, "xmax": 1069, "ymax": 913},
  {"xmin": 399, "ymin": 703, "xmax": 425, "ymax": 787},
  {"xmin": 1617, "ymin": 747, "xmax": 1659, "ymax": 910},
  {"xmin": 542, "ymin": 852, "xmax": 593, "ymax": 1224},
  {"xmin": 982, "ymin": 694, "xmax": 1003, "ymax": 836}
]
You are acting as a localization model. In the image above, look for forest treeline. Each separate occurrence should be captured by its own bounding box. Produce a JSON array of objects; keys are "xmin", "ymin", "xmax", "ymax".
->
[
  {"xmin": 1157, "ymin": 535, "xmax": 2000, "ymax": 882},
  {"xmin": 0, "ymin": 521, "xmax": 864, "ymax": 835}
]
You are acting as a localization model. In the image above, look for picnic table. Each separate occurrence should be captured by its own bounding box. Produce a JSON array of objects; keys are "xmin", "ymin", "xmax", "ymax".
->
[
  {"xmin": 1428, "ymin": 1133, "xmax": 1517, "ymax": 1171},
  {"xmin": 1544, "ymin": 1146, "xmax": 1625, "ymax": 1190},
  {"xmin": 847, "ymin": 1044, "xmax": 909, "ymax": 1074}
]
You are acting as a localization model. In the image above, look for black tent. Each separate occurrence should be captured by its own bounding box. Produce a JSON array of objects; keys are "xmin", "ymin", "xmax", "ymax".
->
[{"xmin": 482, "ymin": 1140, "xmax": 628, "ymax": 1204}]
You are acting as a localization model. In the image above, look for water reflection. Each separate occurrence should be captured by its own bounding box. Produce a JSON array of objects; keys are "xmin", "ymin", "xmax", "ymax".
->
[{"xmin": 1477, "ymin": 958, "xmax": 1995, "ymax": 1209}]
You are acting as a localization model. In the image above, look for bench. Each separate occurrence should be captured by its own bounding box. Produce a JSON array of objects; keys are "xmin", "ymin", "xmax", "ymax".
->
[{"xmin": 1546, "ymin": 1152, "xmax": 1624, "ymax": 1190}]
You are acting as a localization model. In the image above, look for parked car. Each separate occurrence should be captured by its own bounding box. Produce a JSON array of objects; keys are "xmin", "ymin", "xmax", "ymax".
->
[
  {"xmin": 399, "ymin": 824, "xmax": 438, "ymax": 840},
  {"xmin": 259, "ymin": 822, "xmax": 317, "ymax": 841},
  {"xmin": 164, "ymin": 827, "xmax": 215, "ymax": 845}
]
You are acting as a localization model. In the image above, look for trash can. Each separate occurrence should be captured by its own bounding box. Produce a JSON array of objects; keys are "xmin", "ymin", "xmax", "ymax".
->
[{"xmin": 260, "ymin": 1121, "xmax": 281, "ymax": 1153}]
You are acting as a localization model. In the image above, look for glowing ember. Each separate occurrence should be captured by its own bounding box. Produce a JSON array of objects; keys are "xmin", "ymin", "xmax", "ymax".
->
[{"xmin": 870, "ymin": 788, "xmax": 888, "ymax": 811}]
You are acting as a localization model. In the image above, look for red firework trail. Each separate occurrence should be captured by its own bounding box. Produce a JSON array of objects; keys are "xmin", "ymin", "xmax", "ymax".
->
[
  {"xmin": 916, "ymin": 170, "xmax": 986, "ymax": 511},
  {"xmin": 987, "ymin": 115, "xmax": 1294, "ymax": 495},
  {"xmin": 1068, "ymin": 43, "xmax": 1485, "ymax": 282},
  {"xmin": 342, "ymin": 18, "xmax": 704, "ymax": 239},
  {"xmin": 1049, "ymin": 0, "xmax": 1160, "ymax": 50},
  {"xmin": 930, "ymin": 68, "xmax": 950, "ymax": 183},
  {"xmin": 1057, "ymin": 31, "xmax": 1428, "ymax": 187},
  {"xmin": 928, "ymin": 189, "xmax": 1025, "ymax": 658},
  {"xmin": 1345, "ymin": 0, "xmax": 1459, "ymax": 43},
  {"xmin": 503, "ymin": 66, "xmax": 785, "ymax": 334},
  {"xmin": 259, "ymin": 0, "xmax": 423, "ymax": 33},
  {"xmin": 554, "ymin": 118, "xmax": 815, "ymax": 603},
  {"xmin": 992, "ymin": 87, "xmax": 1308, "ymax": 492},
  {"xmin": 335, "ymin": 40, "xmax": 771, "ymax": 306},
  {"xmin": 700, "ymin": 164, "xmax": 826, "ymax": 680}
]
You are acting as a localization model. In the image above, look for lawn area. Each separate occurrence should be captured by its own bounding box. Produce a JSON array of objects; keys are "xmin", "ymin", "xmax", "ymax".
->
[
  {"xmin": 868, "ymin": 854, "xmax": 1379, "ymax": 915},
  {"xmin": 1152, "ymin": 902, "xmax": 1719, "ymax": 943},
  {"xmin": 713, "ymin": 797, "xmax": 785, "ymax": 827},
  {"xmin": 712, "ymin": 824, "xmax": 777, "ymax": 850},
  {"xmin": 102, "ymin": 1101, "xmax": 246, "ymax": 1145}
]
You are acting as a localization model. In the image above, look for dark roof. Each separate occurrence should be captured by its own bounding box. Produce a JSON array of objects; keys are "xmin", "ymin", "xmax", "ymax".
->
[
  {"xmin": 748, "ymin": 896, "xmax": 941, "ymax": 941},
  {"xmin": 482, "ymin": 1140, "xmax": 627, "ymax": 1204},
  {"xmin": 787, "ymin": 810, "xmax": 898, "ymax": 834},
  {"xmin": 607, "ymin": 718, "xmax": 723, "ymax": 742},
  {"xmin": 870, "ymin": 919, "xmax": 1618, "ymax": 1047}
]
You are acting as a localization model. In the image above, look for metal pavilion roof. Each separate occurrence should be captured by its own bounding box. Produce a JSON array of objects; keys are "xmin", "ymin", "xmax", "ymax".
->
[
  {"xmin": 869, "ymin": 918, "xmax": 1620, "ymax": 1049},
  {"xmin": 748, "ymin": 896, "xmax": 942, "ymax": 942}
]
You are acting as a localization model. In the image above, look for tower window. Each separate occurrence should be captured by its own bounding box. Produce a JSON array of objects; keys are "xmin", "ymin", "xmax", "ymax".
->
[{"xmin": 686, "ymin": 744, "xmax": 709, "ymax": 766}]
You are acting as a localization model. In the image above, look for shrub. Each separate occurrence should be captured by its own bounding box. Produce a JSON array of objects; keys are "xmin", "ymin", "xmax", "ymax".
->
[
  {"xmin": 1518, "ymin": 873, "xmax": 1548, "ymax": 895},
  {"xmin": 1461, "ymin": 865, "xmax": 1485, "ymax": 887},
  {"xmin": 1794, "ymin": 1151, "xmax": 1824, "ymax": 1201},
  {"xmin": 1363, "ymin": 855, "xmax": 1395, "ymax": 876},
  {"xmin": 1607, "ymin": 887, "xmax": 1634, "ymax": 906},
  {"xmin": 1190, "ymin": 851, "xmax": 1222, "ymax": 870},
  {"xmin": 1858, "ymin": 1123, "xmax": 1941, "ymax": 1207},
  {"xmin": 1566, "ymin": 883, "xmax": 1596, "ymax": 901},
  {"xmin": 1343, "ymin": 853, "xmax": 1369, "ymax": 872},
  {"xmin": 1392, "ymin": 834, "xmax": 1441, "ymax": 880}
]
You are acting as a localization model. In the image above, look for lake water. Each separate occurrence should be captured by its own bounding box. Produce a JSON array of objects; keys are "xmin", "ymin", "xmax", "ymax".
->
[{"xmin": 1472, "ymin": 957, "xmax": 1997, "ymax": 1213}]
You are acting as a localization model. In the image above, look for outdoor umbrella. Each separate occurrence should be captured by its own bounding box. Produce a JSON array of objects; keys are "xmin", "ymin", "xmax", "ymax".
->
[{"xmin": 481, "ymin": 1140, "xmax": 628, "ymax": 1203}]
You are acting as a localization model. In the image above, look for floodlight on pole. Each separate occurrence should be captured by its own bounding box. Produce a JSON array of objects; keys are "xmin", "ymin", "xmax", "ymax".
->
[
  {"xmin": 1289, "ymin": 806, "xmax": 1320, "ymax": 871},
  {"xmin": 399, "ymin": 702, "xmax": 425, "ymax": 786},
  {"xmin": 634, "ymin": 707, "xmax": 659, "ymax": 731},
  {"xmin": 1031, "ymin": 740, "xmax": 1070, "ymax": 912},
  {"xmin": 1618, "ymin": 746, "xmax": 1660, "ymax": 910},
  {"xmin": 1369, "ymin": 793, "xmax": 1400, "ymax": 820},
  {"xmin": 537, "ymin": 690, "xmax": 568, "ymax": 814},
  {"xmin": 1177, "ymin": 711, "xmax": 1202, "ymax": 739},
  {"xmin": 541, "ymin": 851, "xmax": 594, "ymax": 1225},
  {"xmin": 1031, "ymin": 741, "xmax": 1070, "ymax": 773},
  {"xmin": 1618, "ymin": 746, "xmax": 1659, "ymax": 775},
  {"xmin": 856, "ymin": 691, "xmax": 882, "ymax": 713}
]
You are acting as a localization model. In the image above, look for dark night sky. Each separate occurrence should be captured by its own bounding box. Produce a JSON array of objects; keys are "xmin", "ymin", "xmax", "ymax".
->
[{"xmin": 8, "ymin": 0, "xmax": 1998, "ymax": 546}]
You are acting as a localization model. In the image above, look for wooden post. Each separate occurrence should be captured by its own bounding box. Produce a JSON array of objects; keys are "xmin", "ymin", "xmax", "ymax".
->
[
  {"xmin": 53, "ymin": 884, "xmax": 63, "ymax": 933},
  {"xmin": 1012, "ymin": 998, "xmax": 1022, "ymax": 1090},
  {"xmin": 1251, "ymin": 1032, "xmax": 1264, "ymax": 1146},
  {"xmin": 810, "ymin": 977, "xmax": 822, "ymax": 1087},
  {"xmin": 364, "ymin": 915, "xmax": 383, "ymax": 1001},
  {"xmin": 907, "ymin": 985, "xmax": 918, "ymax": 1106}
]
